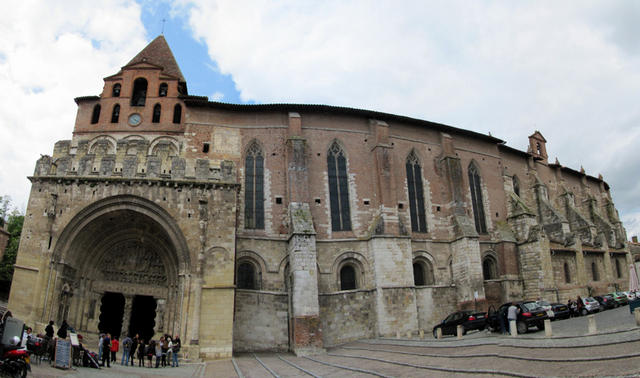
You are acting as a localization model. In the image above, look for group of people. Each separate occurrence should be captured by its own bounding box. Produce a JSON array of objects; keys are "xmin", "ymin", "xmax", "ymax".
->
[
  {"xmin": 568, "ymin": 296, "xmax": 584, "ymax": 317},
  {"xmin": 98, "ymin": 333, "xmax": 181, "ymax": 368}
]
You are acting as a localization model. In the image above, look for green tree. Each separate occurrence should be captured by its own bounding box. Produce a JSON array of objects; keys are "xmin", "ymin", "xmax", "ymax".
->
[{"xmin": 0, "ymin": 211, "xmax": 24, "ymax": 296}]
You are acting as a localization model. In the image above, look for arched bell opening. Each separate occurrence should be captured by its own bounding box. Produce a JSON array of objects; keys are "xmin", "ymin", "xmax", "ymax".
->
[{"xmin": 46, "ymin": 195, "xmax": 190, "ymax": 342}]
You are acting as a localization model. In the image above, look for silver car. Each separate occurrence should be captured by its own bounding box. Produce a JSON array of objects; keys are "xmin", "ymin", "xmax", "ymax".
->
[{"xmin": 581, "ymin": 297, "xmax": 600, "ymax": 315}]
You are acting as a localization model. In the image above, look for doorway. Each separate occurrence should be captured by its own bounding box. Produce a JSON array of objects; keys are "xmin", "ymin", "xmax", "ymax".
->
[
  {"xmin": 98, "ymin": 292, "xmax": 125, "ymax": 338},
  {"xmin": 128, "ymin": 295, "xmax": 157, "ymax": 342}
]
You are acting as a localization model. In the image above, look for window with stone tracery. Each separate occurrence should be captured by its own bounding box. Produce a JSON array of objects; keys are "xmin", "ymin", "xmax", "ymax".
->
[
  {"xmin": 327, "ymin": 141, "xmax": 351, "ymax": 231},
  {"xmin": 468, "ymin": 163, "xmax": 487, "ymax": 234},
  {"xmin": 406, "ymin": 151, "xmax": 427, "ymax": 233},
  {"xmin": 244, "ymin": 141, "xmax": 264, "ymax": 229}
]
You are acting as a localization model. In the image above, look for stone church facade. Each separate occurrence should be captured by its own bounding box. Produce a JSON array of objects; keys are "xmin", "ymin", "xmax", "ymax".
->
[{"xmin": 8, "ymin": 36, "xmax": 632, "ymax": 359}]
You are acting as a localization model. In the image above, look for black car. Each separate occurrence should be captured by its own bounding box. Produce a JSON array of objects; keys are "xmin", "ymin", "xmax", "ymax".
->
[
  {"xmin": 432, "ymin": 310, "xmax": 487, "ymax": 338},
  {"xmin": 550, "ymin": 303, "xmax": 570, "ymax": 320},
  {"xmin": 594, "ymin": 295, "xmax": 617, "ymax": 310},
  {"xmin": 488, "ymin": 301, "xmax": 548, "ymax": 334}
]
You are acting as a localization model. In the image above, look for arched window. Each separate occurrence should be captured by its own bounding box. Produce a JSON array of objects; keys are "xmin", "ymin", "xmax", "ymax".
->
[
  {"xmin": 468, "ymin": 163, "xmax": 487, "ymax": 234},
  {"xmin": 173, "ymin": 104, "xmax": 182, "ymax": 124},
  {"xmin": 482, "ymin": 256, "xmax": 498, "ymax": 280},
  {"xmin": 91, "ymin": 104, "xmax": 101, "ymax": 124},
  {"xmin": 536, "ymin": 142, "xmax": 542, "ymax": 155},
  {"xmin": 513, "ymin": 175, "xmax": 520, "ymax": 197},
  {"xmin": 131, "ymin": 78, "xmax": 148, "ymax": 106},
  {"xmin": 591, "ymin": 261, "xmax": 599, "ymax": 281},
  {"xmin": 564, "ymin": 262, "xmax": 571, "ymax": 283},
  {"xmin": 159, "ymin": 83, "xmax": 168, "ymax": 97},
  {"xmin": 615, "ymin": 258, "xmax": 622, "ymax": 279},
  {"xmin": 112, "ymin": 83, "xmax": 121, "ymax": 97},
  {"xmin": 327, "ymin": 141, "xmax": 351, "ymax": 231},
  {"xmin": 110, "ymin": 104, "xmax": 120, "ymax": 123},
  {"xmin": 413, "ymin": 259, "xmax": 434, "ymax": 286},
  {"xmin": 406, "ymin": 151, "xmax": 427, "ymax": 233},
  {"xmin": 237, "ymin": 262, "xmax": 257, "ymax": 289},
  {"xmin": 244, "ymin": 141, "xmax": 264, "ymax": 229},
  {"xmin": 152, "ymin": 104, "xmax": 161, "ymax": 123},
  {"xmin": 340, "ymin": 265, "xmax": 357, "ymax": 290}
]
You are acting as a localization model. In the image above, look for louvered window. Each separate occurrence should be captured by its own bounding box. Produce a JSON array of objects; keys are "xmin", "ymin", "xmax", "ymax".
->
[
  {"xmin": 468, "ymin": 164, "xmax": 487, "ymax": 234},
  {"xmin": 152, "ymin": 104, "xmax": 161, "ymax": 123},
  {"xmin": 244, "ymin": 142, "xmax": 264, "ymax": 229},
  {"xmin": 111, "ymin": 104, "xmax": 120, "ymax": 123},
  {"xmin": 406, "ymin": 151, "xmax": 427, "ymax": 232},
  {"xmin": 327, "ymin": 142, "xmax": 351, "ymax": 231}
]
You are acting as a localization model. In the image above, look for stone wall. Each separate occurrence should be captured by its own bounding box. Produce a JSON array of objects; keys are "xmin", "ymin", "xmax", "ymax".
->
[
  {"xmin": 319, "ymin": 289, "xmax": 375, "ymax": 346},
  {"xmin": 233, "ymin": 290, "xmax": 289, "ymax": 352},
  {"xmin": 415, "ymin": 286, "xmax": 457, "ymax": 333}
]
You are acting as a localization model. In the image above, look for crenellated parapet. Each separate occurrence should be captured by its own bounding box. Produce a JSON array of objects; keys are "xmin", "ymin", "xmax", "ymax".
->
[{"xmin": 35, "ymin": 137, "xmax": 236, "ymax": 183}]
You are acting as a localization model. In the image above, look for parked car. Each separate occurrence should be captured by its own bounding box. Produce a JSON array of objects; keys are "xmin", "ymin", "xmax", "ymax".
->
[
  {"xmin": 594, "ymin": 295, "xmax": 617, "ymax": 310},
  {"xmin": 535, "ymin": 300, "xmax": 555, "ymax": 318},
  {"xmin": 581, "ymin": 297, "xmax": 600, "ymax": 315},
  {"xmin": 487, "ymin": 301, "xmax": 548, "ymax": 334},
  {"xmin": 550, "ymin": 303, "xmax": 571, "ymax": 320},
  {"xmin": 609, "ymin": 292, "xmax": 629, "ymax": 306},
  {"xmin": 623, "ymin": 291, "xmax": 637, "ymax": 300},
  {"xmin": 432, "ymin": 310, "xmax": 487, "ymax": 338}
]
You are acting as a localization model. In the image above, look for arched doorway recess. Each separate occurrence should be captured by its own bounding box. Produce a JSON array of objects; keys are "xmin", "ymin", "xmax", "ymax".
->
[{"xmin": 47, "ymin": 195, "xmax": 191, "ymax": 340}]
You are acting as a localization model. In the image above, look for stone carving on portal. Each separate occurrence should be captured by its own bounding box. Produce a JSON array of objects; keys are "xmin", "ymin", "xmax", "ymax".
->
[{"xmin": 99, "ymin": 243, "xmax": 167, "ymax": 285}]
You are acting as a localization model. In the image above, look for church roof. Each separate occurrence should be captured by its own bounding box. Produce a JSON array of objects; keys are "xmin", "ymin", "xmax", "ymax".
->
[{"xmin": 123, "ymin": 35, "xmax": 186, "ymax": 83}]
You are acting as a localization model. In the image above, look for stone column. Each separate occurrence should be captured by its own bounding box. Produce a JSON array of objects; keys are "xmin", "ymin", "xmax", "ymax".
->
[
  {"xmin": 288, "ymin": 203, "xmax": 323, "ymax": 355},
  {"xmin": 121, "ymin": 295, "xmax": 133, "ymax": 337},
  {"xmin": 154, "ymin": 298, "xmax": 166, "ymax": 337}
]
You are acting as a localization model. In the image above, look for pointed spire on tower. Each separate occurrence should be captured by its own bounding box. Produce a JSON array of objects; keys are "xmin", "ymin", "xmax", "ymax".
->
[{"xmin": 124, "ymin": 35, "xmax": 186, "ymax": 83}]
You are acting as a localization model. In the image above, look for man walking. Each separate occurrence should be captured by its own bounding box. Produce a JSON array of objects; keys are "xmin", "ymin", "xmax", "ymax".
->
[
  {"xmin": 507, "ymin": 303, "xmax": 519, "ymax": 335},
  {"xmin": 101, "ymin": 333, "xmax": 111, "ymax": 367}
]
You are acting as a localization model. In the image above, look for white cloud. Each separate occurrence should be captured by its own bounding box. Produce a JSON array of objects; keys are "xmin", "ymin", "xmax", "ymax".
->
[
  {"xmin": 210, "ymin": 91, "xmax": 224, "ymax": 101},
  {"xmin": 180, "ymin": 0, "xmax": 640, "ymax": 239},
  {"xmin": 0, "ymin": 0, "xmax": 148, "ymax": 210}
]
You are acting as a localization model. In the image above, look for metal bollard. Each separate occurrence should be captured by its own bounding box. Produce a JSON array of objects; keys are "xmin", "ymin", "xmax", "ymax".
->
[
  {"xmin": 436, "ymin": 328, "xmax": 443, "ymax": 339},
  {"xmin": 419, "ymin": 329, "xmax": 425, "ymax": 339},
  {"xmin": 456, "ymin": 325, "xmax": 463, "ymax": 339},
  {"xmin": 509, "ymin": 320, "xmax": 517, "ymax": 337},
  {"xmin": 544, "ymin": 319, "xmax": 552, "ymax": 337},
  {"xmin": 396, "ymin": 331, "xmax": 401, "ymax": 339},
  {"xmin": 587, "ymin": 314, "xmax": 597, "ymax": 334},
  {"xmin": 635, "ymin": 308, "xmax": 640, "ymax": 326}
]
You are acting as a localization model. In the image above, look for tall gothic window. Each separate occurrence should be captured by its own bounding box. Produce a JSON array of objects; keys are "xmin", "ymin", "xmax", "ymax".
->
[
  {"xmin": 131, "ymin": 78, "xmax": 148, "ymax": 106},
  {"xmin": 468, "ymin": 163, "xmax": 487, "ymax": 234},
  {"xmin": 327, "ymin": 141, "xmax": 351, "ymax": 231},
  {"xmin": 615, "ymin": 258, "xmax": 622, "ymax": 279},
  {"xmin": 152, "ymin": 104, "xmax": 161, "ymax": 123},
  {"xmin": 406, "ymin": 151, "xmax": 427, "ymax": 232},
  {"xmin": 111, "ymin": 104, "xmax": 120, "ymax": 123},
  {"xmin": 91, "ymin": 104, "xmax": 101, "ymax": 124},
  {"xmin": 513, "ymin": 175, "xmax": 520, "ymax": 197},
  {"xmin": 173, "ymin": 104, "xmax": 182, "ymax": 124},
  {"xmin": 244, "ymin": 141, "xmax": 264, "ymax": 229},
  {"xmin": 564, "ymin": 262, "xmax": 571, "ymax": 283}
]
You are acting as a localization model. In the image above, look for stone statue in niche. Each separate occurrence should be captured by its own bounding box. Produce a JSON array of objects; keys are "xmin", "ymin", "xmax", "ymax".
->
[{"xmin": 99, "ymin": 242, "xmax": 167, "ymax": 285}]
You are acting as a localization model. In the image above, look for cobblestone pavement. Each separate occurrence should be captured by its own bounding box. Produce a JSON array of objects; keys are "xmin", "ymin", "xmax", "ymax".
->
[{"xmin": 30, "ymin": 307, "xmax": 640, "ymax": 377}]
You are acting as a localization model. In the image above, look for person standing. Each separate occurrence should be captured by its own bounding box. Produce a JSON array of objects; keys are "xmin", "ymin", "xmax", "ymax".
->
[
  {"xmin": 98, "ymin": 334, "xmax": 104, "ymax": 362},
  {"xmin": 171, "ymin": 335, "xmax": 180, "ymax": 367},
  {"xmin": 129, "ymin": 335, "xmax": 138, "ymax": 366},
  {"xmin": 57, "ymin": 320, "xmax": 68, "ymax": 339},
  {"xmin": 577, "ymin": 296, "xmax": 584, "ymax": 316},
  {"xmin": 45, "ymin": 321, "xmax": 55, "ymax": 339},
  {"xmin": 121, "ymin": 335, "xmax": 132, "ymax": 365},
  {"xmin": 137, "ymin": 339, "xmax": 146, "ymax": 367},
  {"xmin": 110, "ymin": 336, "xmax": 119, "ymax": 363},
  {"xmin": 155, "ymin": 338, "xmax": 162, "ymax": 368},
  {"xmin": 101, "ymin": 333, "xmax": 111, "ymax": 367},
  {"xmin": 166, "ymin": 337, "xmax": 173, "ymax": 367}
]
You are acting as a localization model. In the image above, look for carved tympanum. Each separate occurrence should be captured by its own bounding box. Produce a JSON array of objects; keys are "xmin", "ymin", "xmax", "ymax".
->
[{"xmin": 99, "ymin": 242, "xmax": 167, "ymax": 285}]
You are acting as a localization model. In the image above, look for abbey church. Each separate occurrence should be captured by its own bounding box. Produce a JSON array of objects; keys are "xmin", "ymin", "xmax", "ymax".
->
[{"xmin": 7, "ymin": 36, "xmax": 632, "ymax": 359}]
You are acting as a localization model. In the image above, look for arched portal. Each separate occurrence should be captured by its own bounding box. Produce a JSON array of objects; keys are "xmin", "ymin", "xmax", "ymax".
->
[{"xmin": 47, "ymin": 195, "xmax": 190, "ymax": 341}]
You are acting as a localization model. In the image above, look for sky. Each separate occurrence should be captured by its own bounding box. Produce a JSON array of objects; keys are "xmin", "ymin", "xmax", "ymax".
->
[{"xmin": 1, "ymin": 0, "xmax": 640, "ymax": 239}]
